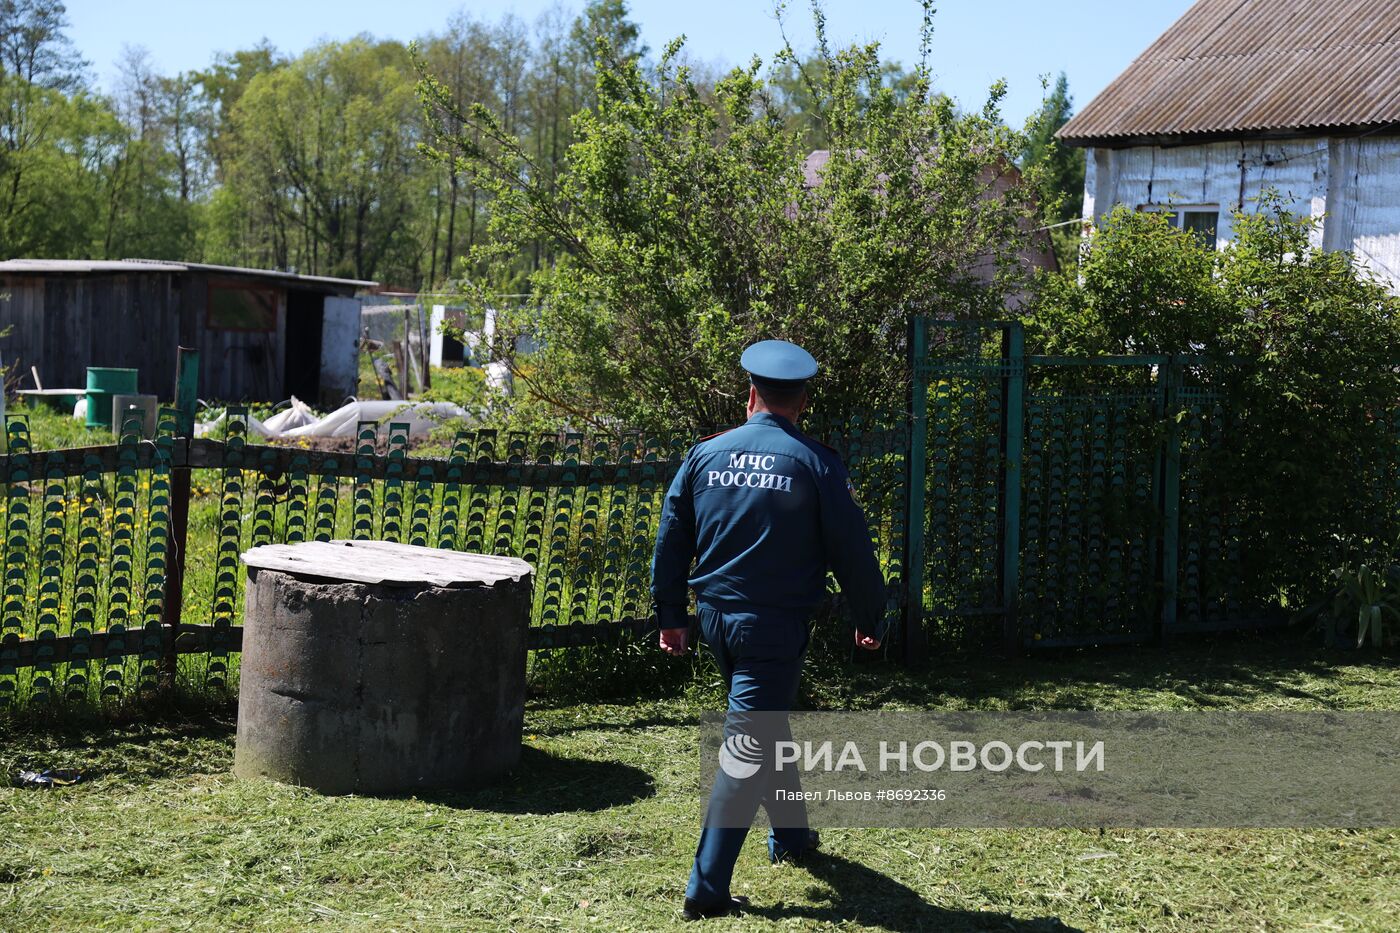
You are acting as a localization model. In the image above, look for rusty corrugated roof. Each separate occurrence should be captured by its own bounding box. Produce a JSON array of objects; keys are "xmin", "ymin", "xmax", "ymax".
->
[{"xmin": 1058, "ymin": 0, "xmax": 1400, "ymax": 146}]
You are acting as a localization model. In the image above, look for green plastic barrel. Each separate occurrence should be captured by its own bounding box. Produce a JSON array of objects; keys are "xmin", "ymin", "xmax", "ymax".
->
[{"xmin": 86, "ymin": 367, "xmax": 139, "ymax": 429}]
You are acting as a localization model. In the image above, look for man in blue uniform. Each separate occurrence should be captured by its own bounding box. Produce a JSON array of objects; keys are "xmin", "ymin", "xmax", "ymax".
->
[{"xmin": 651, "ymin": 339, "xmax": 887, "ymax": 921}]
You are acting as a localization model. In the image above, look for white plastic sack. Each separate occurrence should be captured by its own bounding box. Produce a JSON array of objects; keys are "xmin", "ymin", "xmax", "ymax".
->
[
  {"xmin": 280, "ymin": 400, "xmax": 468, "ymax": 439},
  {"xmin": 260, "ymin": 396, "xmax": 317, "ymax": 434},
  {"xmin": 195, "ymin": 411, "xmax": 274, "ymax": 438}
]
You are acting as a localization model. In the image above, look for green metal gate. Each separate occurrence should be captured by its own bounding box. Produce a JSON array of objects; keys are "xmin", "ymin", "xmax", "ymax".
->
[{"xmin": 905, "ymin": 318, "xmax": 1274, "ymax": 654}]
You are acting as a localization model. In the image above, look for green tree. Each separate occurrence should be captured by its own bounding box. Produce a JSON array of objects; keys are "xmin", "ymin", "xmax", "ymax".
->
[
  {"xmin": 417, "ymin": 2, "xmax": 1039, "ymax": 429},
  {"xmin": 0, "ymin": 0, "xmax": 83, "ymax": 89},
  {"xmin": 159, "ymin": 70, "xmax": 210, "ymax": 204},
  {"xmin": 97, "ymin": 45, "xmax": 201, "ymax": 258},
  {"xmin": 515, "ymin": 1, "xmax": 646, "ymax": 277},
  {"xmin": 0, "ymin": 80, "xmax": 121, "ymax": 256},
  {"xmin": 0, "ymin": 2, "xmax": 203, "ymax": 260},
  {"xmin": 418, "ymin": 12, "xmax": 531, "ymax": 287},
  {"xmin": 767, "ymin": 54, "xmax": 923, "ymax": 152},
  {"xmin": 190, "ymin": 43, "xmax": 279, "ymax": 264},
  {"xmin": 0, "ymin": 0, "xmax": 88, "ymax": 254},
  {"xmin": 1022, "ymin": 72, "xmax": 1084, "ymax": 269},
  {"xmin": 192, "ymin": 41, "xmax": 278, "ymax": 183},
  {"xmin": 220, "ymin": 37, "xmax": 424, "ymax": 282}
]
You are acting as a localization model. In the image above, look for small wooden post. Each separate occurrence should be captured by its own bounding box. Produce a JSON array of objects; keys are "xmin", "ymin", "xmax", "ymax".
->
[
  {"xmin": 418, "ymin": 303, "xmax": 432, "ymax": 391},
  {"xmin": 161, "ymin": 347, "xmax": 199, "ymax": 688},
  {"xmin": 173, "ymin": 347, "xmax": 199, "ymax": 437}
]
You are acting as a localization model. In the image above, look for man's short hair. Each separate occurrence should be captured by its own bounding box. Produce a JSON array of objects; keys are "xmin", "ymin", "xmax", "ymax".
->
[{"xmin": 752, "ymin": 377, "xmax": 808, "ymax": 408}]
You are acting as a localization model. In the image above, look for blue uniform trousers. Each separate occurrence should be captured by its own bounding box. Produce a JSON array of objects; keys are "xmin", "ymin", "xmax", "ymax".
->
[{"xmin": 686, "ymin": 605, "xmax": 812, "ymax": 906}]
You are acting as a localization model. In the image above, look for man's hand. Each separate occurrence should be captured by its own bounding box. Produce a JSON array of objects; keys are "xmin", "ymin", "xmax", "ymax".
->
[
  {"xmin": 854, "ymin": 630, "xmax": 882, "ymax": 651},
  {"xmin": 659, "ymin": 626, "xmax": 689, "ymax": 656}
]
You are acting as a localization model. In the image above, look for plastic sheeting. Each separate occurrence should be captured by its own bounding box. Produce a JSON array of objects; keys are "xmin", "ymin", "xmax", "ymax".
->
[
  {"xmin": 195, "ymin": 409, "xmax": 274, "ymax": 438},
  {"xmin": 196, "ymin": 397, "xmax": 467, "ymax": 440},
  {"xmin": 280, "ymin": 400, "xmax": 467, "ymax": 439}
]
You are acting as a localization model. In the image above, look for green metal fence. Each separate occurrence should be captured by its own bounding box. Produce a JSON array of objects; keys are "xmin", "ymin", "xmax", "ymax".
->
[
  {"xmin": 0, "ymin": 407, "xmax": 906, "ymax": 710},
  {"xmin": 2, "ymin": 315, "xmax": 1320, "ymax": 710},
  {"xmin": 1, "ymin": 412, "xmax": 180, "ymax": 707},
  {"xmin": 905, "ymin": 318, "xmax": 1280, "ymax": 653}
]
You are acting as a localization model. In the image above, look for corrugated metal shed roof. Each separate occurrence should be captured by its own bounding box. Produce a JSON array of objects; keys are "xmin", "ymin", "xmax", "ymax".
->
[
  {"xmin": 0, "ymin": 259, "xmax": 187, "ymax": 274},
  {"xmin": 0, "ymin": 257, "xmax": 376, "ymax": 288},
  {"xmin": 141, "ymin": 260, "xmax": 377, "ymax": 289},
  {"xmin": 1059, "ymin": 0, "xmax": 1400, "ymax": 146}
]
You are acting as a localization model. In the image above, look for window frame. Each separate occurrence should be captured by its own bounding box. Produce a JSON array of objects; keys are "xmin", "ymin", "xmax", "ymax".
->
[{"xmin": 1138, "ymin": 203, "xmax": 1220, "ymax": 248}]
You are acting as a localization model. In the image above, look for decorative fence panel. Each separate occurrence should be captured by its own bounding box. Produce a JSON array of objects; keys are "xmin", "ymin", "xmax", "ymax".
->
[
  {"xmin": 906, "ymin": 319, "xmax": 1281, "ymax": 653},
  {"xmin": 905, "ymin": 320, "xmax": 1011, "ymax": 651},
  {"xmin": 1, "ymin": 412, "xmax": 179, "ymax": 708},
  {"xmin": 0, "ymin": 408, "xmax": 907, "ymax": 710},
  {"xmin": 4, "ymin": 314, "xmax": 1332, "ymax": 710},
  {"xmin": 1172, "ymin": 375, "xmax": 1254, "ymax": 634},
  {"xmin": 1019, "ymin": 380, "xmax": 1162, "ymax": 645}
]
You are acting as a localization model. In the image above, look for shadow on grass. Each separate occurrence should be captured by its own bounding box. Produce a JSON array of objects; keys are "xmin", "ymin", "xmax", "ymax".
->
[
  {"xmin": 748, "ymin": 851, "xmax": 1081, "ymax": 931},
  {"xmin": 417, "ymin": 745, "xmax": 655, "ymax": 814},
  {"xmin": 521, "ymin": 622, "xmax": 1393, "ymax": 717},
  {"xmin": 4, "ymin": 720, "xmax": 657, "ymax": 814},
  {"xmin": 528, "ymin": 710, "xmax": 698, "ymax": 737},
  {"xmin": 798, "ymin": 627, "xmax": 1395, "ymax": 713},
  {"xmin": 0, "ymin": 701, "xmax": 237, "ymax": 784}
]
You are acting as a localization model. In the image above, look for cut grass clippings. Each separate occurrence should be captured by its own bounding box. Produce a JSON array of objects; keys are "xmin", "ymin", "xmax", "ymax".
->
[{"xmin": 2, "ymin": 633, "xmax": 1399, "ymax": 931}]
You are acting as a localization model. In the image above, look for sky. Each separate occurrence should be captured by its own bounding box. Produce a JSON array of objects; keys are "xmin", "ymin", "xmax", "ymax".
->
[{"xmin": 64, "ymin": 0, "xmax": 1196, "ymax": 127}]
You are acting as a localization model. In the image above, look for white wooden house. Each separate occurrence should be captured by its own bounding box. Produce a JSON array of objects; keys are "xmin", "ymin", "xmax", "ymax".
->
[{"xmin": 1059, "ymin": 0, "xmax": 1400, "ymax": 288}]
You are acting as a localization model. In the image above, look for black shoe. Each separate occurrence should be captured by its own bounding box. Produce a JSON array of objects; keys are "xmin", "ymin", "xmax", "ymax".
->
[
  {"xmin": 682, "ymin": 895, "xmax": 749, "ymax": 921},
  {"xmin": 769, "ymin": 829, "xmax": 821, "ymax": 864}
]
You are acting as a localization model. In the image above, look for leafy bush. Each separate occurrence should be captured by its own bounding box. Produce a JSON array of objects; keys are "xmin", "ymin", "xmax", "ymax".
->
[
  {"xmin": 415, "ymin": 3, "xmax": 1041, "ymax": 431},
  {"xmin": 1025, "ymin": 196, "xmax": 1400, "ymax": 609},
  {"xmin": 418, "ymin": 365, "xmax": 489, "ymax": 413}
]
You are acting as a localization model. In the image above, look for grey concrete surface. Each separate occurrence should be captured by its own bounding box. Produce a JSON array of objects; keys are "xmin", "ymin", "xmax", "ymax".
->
[{"xmin": 234, "ymin": 543, "xmax": 533, "ymax": 795}]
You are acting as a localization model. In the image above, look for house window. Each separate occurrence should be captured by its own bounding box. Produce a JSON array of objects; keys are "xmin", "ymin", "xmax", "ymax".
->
[
  {"xmin": 207, "ymin": 281, "xmax": 278, "ymax": 332},
  {"xmin": 1141, "ymin": 204, "xmax": 1219, "ymax": 248}
]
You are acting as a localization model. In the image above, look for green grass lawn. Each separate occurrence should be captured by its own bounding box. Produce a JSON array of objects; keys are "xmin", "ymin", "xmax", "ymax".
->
[
  {"xmin": 3, "ymin": 633, "xmax": 1398, "ymax": 931},
  {"xmin": 5, "ymin": 402, "xmax": 112, "ymax": 450}
]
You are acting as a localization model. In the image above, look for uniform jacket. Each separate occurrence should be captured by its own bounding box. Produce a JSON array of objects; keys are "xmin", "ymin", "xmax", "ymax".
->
[{"xmin": 651, "ymin": 411, "xmax": 887, "ymax": 637}]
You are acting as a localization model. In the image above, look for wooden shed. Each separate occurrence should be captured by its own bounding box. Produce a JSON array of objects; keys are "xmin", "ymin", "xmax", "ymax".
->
[{"xmin": 0, "ymin": 259, "xmax": 375, "ymax": 405}]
